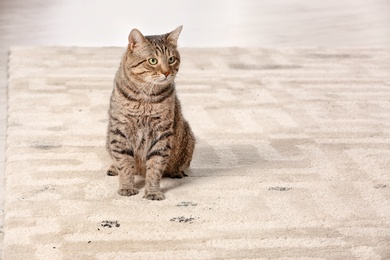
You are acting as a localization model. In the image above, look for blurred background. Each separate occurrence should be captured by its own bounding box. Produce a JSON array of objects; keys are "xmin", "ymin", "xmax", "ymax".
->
[
  {"xmin": 0, "ymin": 0, "xmax": 389, "ymax": 253},
  {"xmin": 1, "ymin": 0, "xmax": 389, "ymax": 47}
]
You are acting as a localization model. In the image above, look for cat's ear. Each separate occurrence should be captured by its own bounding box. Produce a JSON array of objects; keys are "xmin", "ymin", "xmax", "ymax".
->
[
  {"xmin": 128, "ymin": 29, "xmax": 147, "ymax": 51},
  {"xmin": 166, "ymin": 25, "xmax": 183, "ymax": 46}
]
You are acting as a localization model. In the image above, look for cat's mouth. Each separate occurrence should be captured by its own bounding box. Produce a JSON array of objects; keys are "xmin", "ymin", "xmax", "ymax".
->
[{"xmin": 154, "ymin": 74, "xmax": 173, "ymax": 83}]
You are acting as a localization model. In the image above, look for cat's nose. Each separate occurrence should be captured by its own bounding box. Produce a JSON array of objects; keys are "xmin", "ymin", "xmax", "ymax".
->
[{"xmin": 163, "ymin": 71, "xmax": 170, "ymax": 77}]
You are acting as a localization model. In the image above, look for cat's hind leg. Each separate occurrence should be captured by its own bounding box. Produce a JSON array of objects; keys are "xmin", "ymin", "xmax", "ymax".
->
[
  {"xmin": 106, "ymin": 165, "xmax": 118, "ymax": 176},
  {"xmin": 169, "ymin": 170, "xmax": 188, "ymax": 179}
]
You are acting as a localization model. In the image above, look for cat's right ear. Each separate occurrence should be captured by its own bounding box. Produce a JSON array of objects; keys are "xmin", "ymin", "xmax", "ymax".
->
[{"xmin": 128, "ymin": 29, "xmax": 147, "ymax": 52}]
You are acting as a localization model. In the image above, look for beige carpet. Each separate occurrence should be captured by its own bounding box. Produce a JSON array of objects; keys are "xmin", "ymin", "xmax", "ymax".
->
[{"xmin": 4, "ymin": 47, "xmax": 390, "ymax": 259}]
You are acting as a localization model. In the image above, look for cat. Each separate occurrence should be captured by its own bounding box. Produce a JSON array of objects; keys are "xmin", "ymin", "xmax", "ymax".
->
[{"xmin": 106, "ymin": 26, "xmax": 195, "ymax": 201}]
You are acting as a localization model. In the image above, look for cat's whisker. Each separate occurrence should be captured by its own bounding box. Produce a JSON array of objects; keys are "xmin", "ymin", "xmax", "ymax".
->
[{"xmin": 148, "ymin": 85, "xmax": 155, "ymax": 96}]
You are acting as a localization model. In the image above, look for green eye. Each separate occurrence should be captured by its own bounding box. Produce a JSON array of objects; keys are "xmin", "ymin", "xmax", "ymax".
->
[
  {"xmin": 148, "ymin": 58, "xmax": 158, "ymax": 65},
  {"xmin": 168, "ymin": 57, "xmax": 176, "ymax": 64}
]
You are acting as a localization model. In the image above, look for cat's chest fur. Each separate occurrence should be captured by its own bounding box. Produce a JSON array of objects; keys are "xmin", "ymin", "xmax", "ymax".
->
[
  {"xmin": 123, "ymin": 97, "xmax": 175, "ymax": 176},
  {"xmin": 122, "ymin": 96, "xmax": 174, "ymax": 147}
]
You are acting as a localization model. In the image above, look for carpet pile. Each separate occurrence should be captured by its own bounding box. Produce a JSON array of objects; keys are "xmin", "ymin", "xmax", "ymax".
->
[{"xmin": 4, "ymin": 47, "xmax": 390, "ymax": 259}]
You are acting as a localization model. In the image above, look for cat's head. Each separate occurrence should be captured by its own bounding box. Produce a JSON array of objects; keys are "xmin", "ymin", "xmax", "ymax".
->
[{"xmin": 125, "ymin": 26, "xmax": 182, "ymax": 86}]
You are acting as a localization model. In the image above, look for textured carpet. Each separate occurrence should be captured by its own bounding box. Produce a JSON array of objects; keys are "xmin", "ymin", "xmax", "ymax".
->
[{"xmin": 4, "ymin": 47, "xmax": 390, "ymax": 259}]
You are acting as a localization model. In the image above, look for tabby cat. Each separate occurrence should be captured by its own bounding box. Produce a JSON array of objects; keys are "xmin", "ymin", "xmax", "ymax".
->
[{"xmin": 106, "ymin": 26, "xmax": 195, "ymax": 200}]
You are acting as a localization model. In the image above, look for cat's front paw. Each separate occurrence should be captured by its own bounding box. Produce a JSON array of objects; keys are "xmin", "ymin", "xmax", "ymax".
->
[
  {"xmin": 118, "ymin": 188, "xmax": 139, "ymax": 196},
  {"xmin": 143, "ymin": 191, "xmax": 165, "ymax": 201}
]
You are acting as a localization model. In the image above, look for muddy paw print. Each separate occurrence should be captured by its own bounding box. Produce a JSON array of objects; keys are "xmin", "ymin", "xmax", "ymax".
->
[{"xmin": 101, "ymin": 220, "xmax": 120, "ymax": 228}]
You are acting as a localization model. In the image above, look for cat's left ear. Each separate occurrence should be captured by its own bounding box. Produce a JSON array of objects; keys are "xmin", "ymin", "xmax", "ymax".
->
[
  {"xmin": 166, "ymin": 25, "xmax": 183, "ymax": 46},
  {"xmin": 128, "ymin": 28, "xmax": 147, "ymax": 51}
]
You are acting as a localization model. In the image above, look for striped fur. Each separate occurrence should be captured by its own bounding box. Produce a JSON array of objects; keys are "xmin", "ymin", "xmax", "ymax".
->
[{"xmin": 106, "ymin": 26, "xmax": 195, "ymax": 200}]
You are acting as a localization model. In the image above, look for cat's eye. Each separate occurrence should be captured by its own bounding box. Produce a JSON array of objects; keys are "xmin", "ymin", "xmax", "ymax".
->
[
  {"xmin": 148, "ymin": 58, "xmax": 158, "ymax": 65},
  {"xmin": 168, "ymin": 57, "xmax": 176, "ymax": 64}
]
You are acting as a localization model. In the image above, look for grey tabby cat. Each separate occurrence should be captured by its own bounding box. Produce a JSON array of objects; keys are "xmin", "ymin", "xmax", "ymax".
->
[{"xmin": 106, "ymin": 26, "xmax": 195, "ymax": 200}]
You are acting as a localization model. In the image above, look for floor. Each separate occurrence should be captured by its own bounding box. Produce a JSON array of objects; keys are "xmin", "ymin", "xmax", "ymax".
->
[{"xmin": 0, "ymin": 0, "xmax": 389, "ymax": 256}]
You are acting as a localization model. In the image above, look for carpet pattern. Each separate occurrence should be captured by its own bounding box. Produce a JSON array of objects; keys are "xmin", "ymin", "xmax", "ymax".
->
[{"xmin": 4, "ymin": 47, "xmax": 390, "ymax": 259}]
